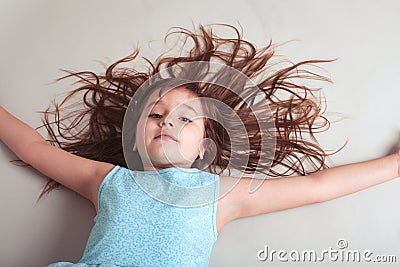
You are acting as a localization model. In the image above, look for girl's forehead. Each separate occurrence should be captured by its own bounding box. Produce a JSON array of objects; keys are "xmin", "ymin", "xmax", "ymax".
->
[{"xmin": 145, "ymin": 87, "xmax": 204, "ymax": 113}]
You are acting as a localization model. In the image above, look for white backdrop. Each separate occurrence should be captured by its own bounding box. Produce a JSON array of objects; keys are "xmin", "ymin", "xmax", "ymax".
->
[{"xmin": 0, "ymin": 1, "xmax": 399, "ymax": 266}]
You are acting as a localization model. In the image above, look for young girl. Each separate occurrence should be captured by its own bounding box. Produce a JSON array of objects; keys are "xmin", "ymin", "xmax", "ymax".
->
[{"xmin": 1, "ymin": 24, "xmax": 399, "ymax": 267}]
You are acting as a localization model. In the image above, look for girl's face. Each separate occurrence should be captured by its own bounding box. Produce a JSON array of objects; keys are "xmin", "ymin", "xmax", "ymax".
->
[{"xmin": 135, "ymin": 86, "xmax": 206, "ymax": 171}]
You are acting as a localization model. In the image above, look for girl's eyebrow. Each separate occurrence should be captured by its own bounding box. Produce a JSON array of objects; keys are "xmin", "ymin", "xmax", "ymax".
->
[{"xmin": 145, "ymin": 100, "xmax": 199, "ymax": 115}]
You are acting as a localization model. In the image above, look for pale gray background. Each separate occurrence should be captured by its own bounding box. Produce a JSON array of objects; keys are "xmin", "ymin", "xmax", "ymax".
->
[{"xmin": 1, "ymin": 0, "xmax": 399, "ymax": 266}]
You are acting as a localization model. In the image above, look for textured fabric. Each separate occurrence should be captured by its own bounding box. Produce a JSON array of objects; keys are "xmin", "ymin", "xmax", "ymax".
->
[
  {"xmin": 47, "ymin": 165, "xmax": 220, "ymax": 267},
  {"xmin": 47, "ymin": 263, "xmax": 117, "ymax": 267}
]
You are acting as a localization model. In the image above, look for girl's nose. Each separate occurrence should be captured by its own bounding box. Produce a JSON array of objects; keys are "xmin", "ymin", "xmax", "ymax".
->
[{"xmin": 160, "ymin": 117, "xmax": 174, "ymax": 127}]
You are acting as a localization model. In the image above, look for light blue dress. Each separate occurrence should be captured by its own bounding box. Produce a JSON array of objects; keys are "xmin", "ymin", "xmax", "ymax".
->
[{"xmin": 47, "ymin": 165, "xmax": 220, "ymax": 267}]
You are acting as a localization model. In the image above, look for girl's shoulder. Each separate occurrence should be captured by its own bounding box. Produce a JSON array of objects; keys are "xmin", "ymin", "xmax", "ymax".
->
[{"xmin": 92, "ymin": 162, "xmax": 117, "ymax": 211}]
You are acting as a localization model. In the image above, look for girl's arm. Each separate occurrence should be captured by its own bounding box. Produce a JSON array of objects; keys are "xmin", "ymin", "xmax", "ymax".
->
[
  {"xmin": 218, "ymin": 150, "xmax": 400, "ymax": 224},
  {"xmin": 0, "ymin": 105, "xmax": 114, "ymax": 208}
]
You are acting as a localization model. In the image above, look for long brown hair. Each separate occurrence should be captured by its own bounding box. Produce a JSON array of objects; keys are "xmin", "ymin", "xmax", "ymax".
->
[{"xmin": 11, "ymin": 24, "xmax": 346, "ymax": 200}]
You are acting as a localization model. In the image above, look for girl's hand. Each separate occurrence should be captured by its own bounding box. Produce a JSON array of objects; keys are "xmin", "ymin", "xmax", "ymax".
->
[
  {"xmin": 219, "ymin": 140, "xmax": 400, "ymax": 223},
  {"xmin": 386, "ymin": 136, "xmax": 400, "ymax": 177},
  {"xmin": 0, "ymin": 106, "xmax": 114, "ymax": 209},
  {"xmin": 396, "ymin": 147, "xmax": 400, "ymax": 177}
]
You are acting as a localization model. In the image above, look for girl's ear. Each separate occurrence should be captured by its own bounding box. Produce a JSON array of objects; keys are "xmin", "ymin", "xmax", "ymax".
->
[
  {"xmin": 198, "ymin": 138, "xmax": 208, "ymax": 159},
  {"xmin": 199, "ymin": 150, "xmax": 204, "ymax": 160}
]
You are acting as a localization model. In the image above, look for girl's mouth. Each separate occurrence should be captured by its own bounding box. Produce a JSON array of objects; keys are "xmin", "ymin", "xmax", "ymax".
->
[{"xmin": 154, "ymin": 134, "xmax": 177, "ymax": 141}]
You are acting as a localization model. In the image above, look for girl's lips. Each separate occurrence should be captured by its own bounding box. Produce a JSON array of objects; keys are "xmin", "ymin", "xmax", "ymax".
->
[{"xmin": 154, "ymin": 134, "xmax": 177, "ymax": 141}]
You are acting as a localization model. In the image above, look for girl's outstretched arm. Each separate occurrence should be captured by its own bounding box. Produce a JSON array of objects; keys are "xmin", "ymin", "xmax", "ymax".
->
[
  {"xmin": 218, "ymin": 150, "xmax": 400, "ymax": 225},
  {"xmin": 0, "ymin": 105, "xmax": 114, "ymax": 209}
]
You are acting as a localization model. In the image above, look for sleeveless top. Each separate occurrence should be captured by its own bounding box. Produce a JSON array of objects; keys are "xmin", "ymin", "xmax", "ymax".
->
[{"xmin": 47, "ymin": 165, "xmax": 220, "ymax": 267}]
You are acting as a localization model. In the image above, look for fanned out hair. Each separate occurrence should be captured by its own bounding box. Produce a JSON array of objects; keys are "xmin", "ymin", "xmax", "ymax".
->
[{"xmin": 11, "ymin": 24, "xmax": 346, "ymax": 200}]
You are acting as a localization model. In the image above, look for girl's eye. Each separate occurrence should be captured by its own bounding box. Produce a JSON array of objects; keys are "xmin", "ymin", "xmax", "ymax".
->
[
  {"xmin": 149, "ymin": 113, "xmax": 192, "ymax": 123},
  {"xmin": 149, "ymin": 113, "xmax": 162, "ymax": 119},
  {"xmin": 179, "ymin": 117, "xmax": 193, "ymax": 123}
]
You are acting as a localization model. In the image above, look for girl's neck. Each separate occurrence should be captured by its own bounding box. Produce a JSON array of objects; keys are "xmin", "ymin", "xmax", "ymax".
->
[{"xmin": 143, "ymin": 163, "xmax": 193, "ymax": 171}]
